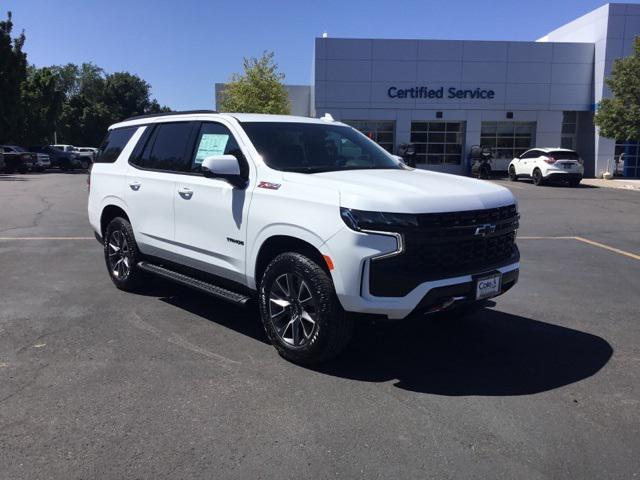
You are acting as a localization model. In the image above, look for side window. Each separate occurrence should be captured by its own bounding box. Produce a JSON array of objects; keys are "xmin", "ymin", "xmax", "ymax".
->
[
  {"xmin": 95, "ymin": 127, "xmax": 138, "ymax": 163},
  {"xmin": 133, "ymin": 122, "xmax": 195, "ymax": 172},
  {"xmin": 189, "ymin": 122, "xmax": 248, "ymax": 177}
]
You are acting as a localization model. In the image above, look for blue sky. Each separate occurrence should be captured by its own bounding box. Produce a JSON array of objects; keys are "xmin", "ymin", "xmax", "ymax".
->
[{"xmin": 3, "ymin": 0, "xmax": 626, "ymax": 110}]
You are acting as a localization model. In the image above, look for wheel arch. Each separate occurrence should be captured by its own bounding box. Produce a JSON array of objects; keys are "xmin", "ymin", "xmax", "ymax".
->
[
  {"xmin": 100, "ymin": 204, "xmax": 130, "ymax": 238},
  {"xmin": 253, "ymin": 235, "xmax": 329, "ymax": 290}
]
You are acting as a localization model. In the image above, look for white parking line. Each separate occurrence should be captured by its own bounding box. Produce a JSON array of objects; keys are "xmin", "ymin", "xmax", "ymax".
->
[{"xmin": 519, "ymin": 236, "xmax": 640, "ymax": 261}]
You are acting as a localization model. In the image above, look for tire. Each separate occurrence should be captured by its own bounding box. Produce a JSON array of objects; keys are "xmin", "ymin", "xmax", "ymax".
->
[
  {"xmin": 103, "ymin": 217, "xmax": 145, "ymax": 291},
  {"xmin": 532, "ymin": 168, "xmax": 544, "ymax": 186},
  {"xmin": 258, "ymin": 252, "xmax": 354, "ymax": 365},
  {"xmin": 569, "ymin": 179, "xmax": 581, "ymax": 188},
  {"xmin": 80, "ymin": 160, "xmax": 89, "ymax": 170},
  {"xmin": 508, "ymin": 165, "xmax": 518, "ymax": 182}
]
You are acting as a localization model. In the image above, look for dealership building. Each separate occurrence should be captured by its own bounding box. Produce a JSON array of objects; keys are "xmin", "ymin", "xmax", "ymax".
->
[{"xmin": 216, "ymin": 3, "xmax": 640, "ymax": 178}]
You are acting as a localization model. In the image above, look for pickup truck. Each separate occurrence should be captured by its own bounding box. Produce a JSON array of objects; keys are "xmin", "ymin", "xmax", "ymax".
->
[{"xmin": 1, "ymin": 145, "xmax": 36, "ymax": 173}]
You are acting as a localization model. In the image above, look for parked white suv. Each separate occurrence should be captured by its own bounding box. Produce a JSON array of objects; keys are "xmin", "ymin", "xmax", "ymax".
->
[
  {"xmin": 508, "ymin": 148, "xmax": 584, "ymax": 186},
  {"xmin": 88, "ymin": 111, "xmax": 520, "ymax": 364}
]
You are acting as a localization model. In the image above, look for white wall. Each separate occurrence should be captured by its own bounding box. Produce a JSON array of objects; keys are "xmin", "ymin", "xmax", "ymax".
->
[{"xmin": 543, "ymin": 3, "xmax": 640, "ymax": 177}]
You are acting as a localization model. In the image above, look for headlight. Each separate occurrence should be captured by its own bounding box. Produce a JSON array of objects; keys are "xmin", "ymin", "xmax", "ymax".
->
[{"xmin": 340, "ymin": 207, "xmax": 418, "ymax": 231}]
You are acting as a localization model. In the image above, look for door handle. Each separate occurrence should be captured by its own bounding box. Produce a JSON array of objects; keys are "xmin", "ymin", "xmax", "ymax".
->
[
  {"xmin": 128, "ymin": 181, "xmax": 141, "ymax": 191},
  {"xmin": 178, "ymin": 187, "xmax": 193, "ymax": 200}
]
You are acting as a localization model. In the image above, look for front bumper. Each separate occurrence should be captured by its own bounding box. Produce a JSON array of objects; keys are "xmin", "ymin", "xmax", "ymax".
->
[{"xmin": 323, "ymin": 226, "xmax": 520, "ymax": 320}]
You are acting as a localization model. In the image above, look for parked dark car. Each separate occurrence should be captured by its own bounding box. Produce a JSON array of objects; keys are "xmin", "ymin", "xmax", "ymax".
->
[
  {"xmin": 1, "ymin": 145, "xmax": 36, "ymax": 174},
  {"xmin": 29, "ymin": 145, "xmax": 88, "ymax": 170}
]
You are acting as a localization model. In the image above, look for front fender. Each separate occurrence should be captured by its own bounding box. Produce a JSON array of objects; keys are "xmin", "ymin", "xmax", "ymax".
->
[{"xmin": 246, "ymin": 223, "xmax": 341, "ymax": 290}]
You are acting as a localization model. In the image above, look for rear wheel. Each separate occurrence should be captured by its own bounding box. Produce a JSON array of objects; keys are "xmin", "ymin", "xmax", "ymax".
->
[
  {"xmin": 569, "ymin": 178, "xmax": 581, "ymax": 187},
  {"xmin": 259, "ymin": 252, "xmax": 353, "ymax": 365},
  {"xmin": 80, "ymin": 159, "xmax": 89, "ymax": 170},
  {"xmin": 532, "ymin": 168, "xmax": 544, "ymax": 186},
  {"xmin": 508, "ymin": 165, "xmax": 518, "ymax": 181},
  {"xmin": 103, "ymin": 217, "xmax": 145, "ymax": 291}
]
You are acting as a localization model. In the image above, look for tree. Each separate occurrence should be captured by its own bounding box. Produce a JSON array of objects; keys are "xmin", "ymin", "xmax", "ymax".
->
[
  {"xmin": 218, "ymin": 51, "xmax": 290, "ymax": 114},
  {"xmin": 19, "ymin": 66, "xmax": 64, "ymax": 145},
  {"xmin": 58, "ymin": 70, "xmax": 170, "ymax": 146},
  {"xmin": 595, "ymin": 37, "xmax": 640, "ymax": 141},
  {"xmin": 0, "ymin": 11, "xmax": 28, "ymax": 143}
]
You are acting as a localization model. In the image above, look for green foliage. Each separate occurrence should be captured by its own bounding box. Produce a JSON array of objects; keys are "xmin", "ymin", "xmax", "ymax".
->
[
  {"xmin": 0, "ymin": 11, "xmax": 27, "ymax": 143},
  {"xmin": 59, "ymin": 70, "xmax": 171, "ymax": 146},
  {"xmin": 595, "ymin": 37, "xmax": 640, "ymax": 141},
  {"xmin": 219, "ymin": 51, "xmax": 290, "ymax": 114},
  {"xmin": 20, "ymin": 66, "xmax": 65, "ymax": 145}
]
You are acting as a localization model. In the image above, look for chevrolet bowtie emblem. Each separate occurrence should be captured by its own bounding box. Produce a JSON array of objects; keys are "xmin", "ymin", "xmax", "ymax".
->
[{"xmin": 474, "ymin": 224, "xmax": 496, "ymax": 237}]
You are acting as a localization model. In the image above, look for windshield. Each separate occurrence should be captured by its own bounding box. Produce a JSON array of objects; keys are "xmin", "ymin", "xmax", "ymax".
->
[
  {"xmin": 12, "ymin": 146, "xmax": 27, "ymax": 152},
  {"xmin": 241, "ymin": 122, "xmax": 401, "ymax": 173}
]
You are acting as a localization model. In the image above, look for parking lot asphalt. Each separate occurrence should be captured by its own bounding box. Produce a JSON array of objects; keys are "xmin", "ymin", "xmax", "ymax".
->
[{"xmin": 1, "ymin": 171, "xmax": 639, "ymax": 479}]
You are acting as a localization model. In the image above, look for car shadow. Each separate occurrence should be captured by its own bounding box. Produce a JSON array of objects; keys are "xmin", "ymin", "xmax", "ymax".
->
[
  {"xmin": 314, "ymin": 307, "xmax": 613, "ymax": 396},
  {"xmin": 545, "ymin": 182, "xmax": 599, "ymax": 189},
  {"xmin": 133, "ymin": 278, "xmax": 612, "ymax": 396},
  {"xmin": 134, "ymin": 278, "xmax": 269, "ymax": 345}
]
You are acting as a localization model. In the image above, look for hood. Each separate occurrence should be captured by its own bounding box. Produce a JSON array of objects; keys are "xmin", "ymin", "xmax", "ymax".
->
[{"xmin": 283, "ymin": 168, "xmax": 516, "ymax": 213}]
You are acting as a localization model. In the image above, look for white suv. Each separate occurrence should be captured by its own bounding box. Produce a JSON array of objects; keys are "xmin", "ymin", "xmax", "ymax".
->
[
  {"xmin": 508, "ymin": 148, "xmax": 584, "ymax": 186},
  {"xmin": 88, "ymin": 111, "xmax": 520, "ymax": 364}
]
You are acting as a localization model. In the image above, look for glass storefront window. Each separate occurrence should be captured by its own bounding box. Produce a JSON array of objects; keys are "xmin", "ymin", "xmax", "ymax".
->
[
  {"xmin": 480, "ymin": 121, "xmax": 536, "ymax": 160},
  {"xmin": 561, "ymin": 112, "xmax": 578, "ymax": 150},
  {"xmin": 614, "ymin": 141, "xmax": 640, "ymax": 178},
  {"xmin": 343, "ymin": 120, "xmax": 395, "ymax": 153},
  {"xmin": 410, "ymin": 122, "xmax": 466, "ymax": 165}
]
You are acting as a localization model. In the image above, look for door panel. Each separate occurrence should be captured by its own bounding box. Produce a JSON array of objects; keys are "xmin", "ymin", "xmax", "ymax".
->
[
  {"xmin": 124, "ymin": 121, "xmax": 196, "ymax": 257},
  {"xmin": 125, "ymin": 167, "xmax": 177, "ymax": 255},
  {"xmin": 173, "ymin": 176, "xmax": 249, "ymax": 283},
  {"xmin": 173, "ymin": 121, "xmax": 253, "ymax": 284}
]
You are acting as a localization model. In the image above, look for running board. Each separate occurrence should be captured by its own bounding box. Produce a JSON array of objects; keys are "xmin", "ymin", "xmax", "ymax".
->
[{"xmin": 137, "ymin": 261, "xmax": 252, "ymax": 306}]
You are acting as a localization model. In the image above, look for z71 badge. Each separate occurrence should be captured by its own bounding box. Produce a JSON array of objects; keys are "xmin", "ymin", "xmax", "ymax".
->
[{"xmin": 257, "ymin": 181, "xmax": 281, "ymax": 190}]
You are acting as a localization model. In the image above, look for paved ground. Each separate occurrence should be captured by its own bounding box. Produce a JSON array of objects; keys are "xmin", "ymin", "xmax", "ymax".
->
[{"xmin": 1, "ymin": 171, "xmax": 639, "ymax": 479}]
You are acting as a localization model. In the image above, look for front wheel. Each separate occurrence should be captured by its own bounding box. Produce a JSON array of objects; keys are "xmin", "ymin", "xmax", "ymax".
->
[
  {"xmin": 508, "ymin": 166, "xmax": 518, "ymax": 182},
  {"xmin": 103, "ymin": 217, "xmax": 145, "ymax": 291},
  {"xmin": 258, "ymin": 252, "xmax": 353, "ymax": 365},
  {"xmin": 532, "ymin": 168, "xmax": 544, "ymax": 186}
]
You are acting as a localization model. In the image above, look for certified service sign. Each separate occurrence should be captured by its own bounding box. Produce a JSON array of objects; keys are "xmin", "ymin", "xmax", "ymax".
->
[{"xmin": 388, "ymin": 86, "xmax": 495, "ymax": 100}]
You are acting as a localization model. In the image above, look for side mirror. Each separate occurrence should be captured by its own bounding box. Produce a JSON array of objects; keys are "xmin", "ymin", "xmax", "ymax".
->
[
  {"xmin": 201, "ymin": 155, "xmax": 246, "ymax": 189},
  {"xmin": 392, "ymin": 154, "xmax": 405, "ymax": 164}
]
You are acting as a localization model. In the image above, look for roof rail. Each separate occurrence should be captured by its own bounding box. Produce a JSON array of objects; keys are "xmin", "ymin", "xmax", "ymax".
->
[{"xmin": 123, "ymin": 109, "xmax": 218, "ymax": 122}]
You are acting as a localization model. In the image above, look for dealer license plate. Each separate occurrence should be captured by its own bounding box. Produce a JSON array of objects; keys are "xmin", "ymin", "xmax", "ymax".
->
[{"xmin": 475, "ymin": 273, "xmax": 502, "ymax": 300}]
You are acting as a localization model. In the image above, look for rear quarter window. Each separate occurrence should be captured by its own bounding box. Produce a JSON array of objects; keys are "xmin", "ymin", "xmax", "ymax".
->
[{"xmin": 95, "ymin": 127, "xmax": 138, "ymax": 163}]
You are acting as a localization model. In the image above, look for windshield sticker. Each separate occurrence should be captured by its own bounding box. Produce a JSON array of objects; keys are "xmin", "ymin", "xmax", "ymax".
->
[{"xmin": 194, "ymin": 134, "xmax": 229, "ymax": 165}]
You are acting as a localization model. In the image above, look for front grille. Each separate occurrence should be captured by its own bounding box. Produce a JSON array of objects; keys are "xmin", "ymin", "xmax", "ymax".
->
[{"xmin": 369, "ymin": 204, "xmax": 519, "ymax": 297}]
